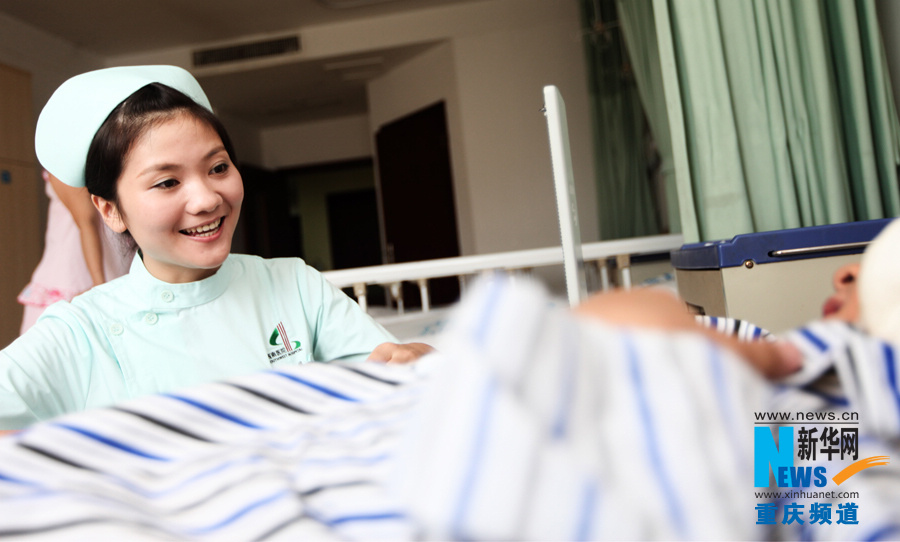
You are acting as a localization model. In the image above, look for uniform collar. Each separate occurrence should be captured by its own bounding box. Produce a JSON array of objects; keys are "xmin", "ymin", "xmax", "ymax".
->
[{"xmin": 127, "ymin": 253, "xmax": 235, "ymax": 310}]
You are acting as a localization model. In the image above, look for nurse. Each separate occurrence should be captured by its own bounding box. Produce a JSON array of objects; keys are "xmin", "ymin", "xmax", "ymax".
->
[{"xmin": 0, "ymin": 65, "xmax": 432, "ymax": 429}]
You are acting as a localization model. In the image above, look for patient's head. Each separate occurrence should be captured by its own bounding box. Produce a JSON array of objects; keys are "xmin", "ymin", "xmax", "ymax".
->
[
  {"xmin": 858, "ymin": 219, "xmax": 900, "ymax": 345},
  {"xmin": 818, "ymin": 220, "xmax": 900, "ymax": 345}
]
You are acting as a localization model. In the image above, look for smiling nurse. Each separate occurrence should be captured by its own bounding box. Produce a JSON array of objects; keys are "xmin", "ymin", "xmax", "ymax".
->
[
  {"xmin": 94, "ymin": 110, "xmax": 243, "ymax": 284},
  {"xmin": 0, "ymin": 66, "xmax": 432, "ymax": 429}
]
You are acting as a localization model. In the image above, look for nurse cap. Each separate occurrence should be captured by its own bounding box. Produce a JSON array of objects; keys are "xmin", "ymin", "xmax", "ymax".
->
[{"xmin": 35, "ymin": 65, "xmax": 212, "ymax": 188}]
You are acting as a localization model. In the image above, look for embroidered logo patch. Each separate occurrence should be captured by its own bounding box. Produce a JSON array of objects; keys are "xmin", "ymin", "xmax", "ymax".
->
[{"xmin": 267, "ymin": 321, "xmax": 303, "ymax": 363}]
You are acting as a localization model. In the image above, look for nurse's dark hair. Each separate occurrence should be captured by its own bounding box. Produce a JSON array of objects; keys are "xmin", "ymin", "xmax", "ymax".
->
[{"xmin": 84, "ymin": 82, "xmax": 237, "ymax": 203}]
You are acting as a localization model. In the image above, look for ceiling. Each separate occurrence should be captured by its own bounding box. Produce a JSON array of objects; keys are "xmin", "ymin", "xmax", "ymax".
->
[{"xmin": 0, "ymin": 0, "xmax": 485, "ymax": 127}]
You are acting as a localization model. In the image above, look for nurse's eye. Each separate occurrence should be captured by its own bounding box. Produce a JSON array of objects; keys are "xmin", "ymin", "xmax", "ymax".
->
[
  {"xmin": 211, "ymin": 163, "xmax": 229, "ymax": 175},
  {"xmin": 153, "ymin": 178, "xmax": 179, "ymax": 189}
]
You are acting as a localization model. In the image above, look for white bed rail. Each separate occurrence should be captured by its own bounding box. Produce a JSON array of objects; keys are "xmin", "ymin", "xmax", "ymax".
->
[{"xmin": 323, "ymin": 234, "xmax": 683, "ymax": 313}]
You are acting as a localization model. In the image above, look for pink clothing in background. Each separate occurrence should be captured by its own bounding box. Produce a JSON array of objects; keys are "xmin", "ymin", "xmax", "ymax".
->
[{"xmin": 17, "ymin": 174, "xmax": 131, "ymax": 333}]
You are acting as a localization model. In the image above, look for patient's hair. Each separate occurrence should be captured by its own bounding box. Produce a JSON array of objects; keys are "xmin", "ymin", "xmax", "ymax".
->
[{"xmin": 84, "ymin": 82, "xmax": 237, "ymax": 205}]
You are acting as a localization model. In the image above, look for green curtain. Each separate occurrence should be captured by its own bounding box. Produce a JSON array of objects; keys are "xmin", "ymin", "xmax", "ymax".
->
[
  {"xmin": 615, "ymin": 0, "xmax": 685, "ymax": 236},
  {"xmin": 617, "ymin": 0, "xmax": 900, "ymax": 242},
  {"xmin": 580, "ymin": 0, "xmax": 662, "ymax": 239}
]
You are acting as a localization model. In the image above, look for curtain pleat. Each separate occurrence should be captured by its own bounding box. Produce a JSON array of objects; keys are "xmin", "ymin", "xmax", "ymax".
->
[
  {"xmin": 615, "ymin": 0, "xmax": 900, "ymax": 242},
  {"xmin": 855, "ymin": 0, "xmax": 900, "ymax": 217},
  {"xmin": 580, "ymin": 0, "xmax": 661, "ymax": 239},
  {"xmin": 617, "ymin": 0, "xmax": 682, "ymax": 235}
]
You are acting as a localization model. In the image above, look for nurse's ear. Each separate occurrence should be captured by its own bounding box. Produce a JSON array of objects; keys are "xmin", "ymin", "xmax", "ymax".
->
[{"xmin": 92, "ymin": 195, "xmax": 127, "ymax": 233}]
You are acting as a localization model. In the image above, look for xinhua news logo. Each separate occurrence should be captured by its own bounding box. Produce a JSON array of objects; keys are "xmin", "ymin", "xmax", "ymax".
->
[{"xmin": 752, "ymin": 411, "xmax": 889, "ymax": 527}]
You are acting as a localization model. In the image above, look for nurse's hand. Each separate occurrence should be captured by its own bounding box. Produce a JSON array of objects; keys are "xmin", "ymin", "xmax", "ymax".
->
[{"xmin": 367, "ymin": 342, "xmax": 434, "ymax": 364}]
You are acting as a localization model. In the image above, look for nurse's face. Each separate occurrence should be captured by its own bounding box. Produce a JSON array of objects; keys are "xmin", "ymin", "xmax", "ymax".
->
[{"xmin": 95, "ymin": 112, "xmax": 243, "ymax": 283}]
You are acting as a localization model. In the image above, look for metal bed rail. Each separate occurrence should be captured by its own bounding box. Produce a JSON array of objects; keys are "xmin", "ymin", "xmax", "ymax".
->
[{"xmin": 322, "ymin": 234, "xmax": 683, "ymax": 313}]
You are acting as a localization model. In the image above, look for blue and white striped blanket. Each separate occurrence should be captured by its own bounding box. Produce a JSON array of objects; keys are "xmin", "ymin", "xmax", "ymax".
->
[{"xmin": 1, "ymin": 277, "xmax": 899, "ymax": 540}]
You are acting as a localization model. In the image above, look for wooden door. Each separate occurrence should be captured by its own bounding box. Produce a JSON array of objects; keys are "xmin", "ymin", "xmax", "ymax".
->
[
  {"xmin": 0, "ymin": 64, "xmax": 40, "ymax": 348},
  {"xmin": 0, "ymin": 161, "xmax": 42, "ymax": 347},
  {"xmin": 327, "ymin": 187, "xmax": 385, "ymax": 305},
  {"xmin": 327, "ymin": 188, "xmax": 381, "ymax": 270},
  {"xmin": 375, "ymin": 101, "xmax": 460, "ymax": 307},
  {"xmin": 0, "ymin": 64, "xmax": 33, "ymax": 162}
]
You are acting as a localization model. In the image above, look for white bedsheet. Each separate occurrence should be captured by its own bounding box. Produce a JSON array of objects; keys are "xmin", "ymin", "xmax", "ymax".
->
[{"xmin": 368, "ymin": 306, "xmax": 453, "ymax": 344}]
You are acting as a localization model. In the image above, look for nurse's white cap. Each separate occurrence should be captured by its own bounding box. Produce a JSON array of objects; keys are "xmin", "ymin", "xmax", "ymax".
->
[{"xmin": 35, "ymin": 65, "xmax": 212, "ymax": 188}]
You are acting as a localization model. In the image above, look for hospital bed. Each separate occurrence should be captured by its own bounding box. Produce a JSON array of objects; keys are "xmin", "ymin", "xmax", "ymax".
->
[
  {"xmin": 2, "ymin": 86, "xmax": 898, "ymax": 540},
  {"xmin": 322, "ymin": 233, "xmax": 683, "ymax": 341}
]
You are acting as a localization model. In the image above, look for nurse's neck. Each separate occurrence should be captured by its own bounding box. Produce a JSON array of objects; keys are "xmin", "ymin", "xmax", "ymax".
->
[{"xmin": 138, "ymin": 250, "xmax": 224, "ymax": 284}]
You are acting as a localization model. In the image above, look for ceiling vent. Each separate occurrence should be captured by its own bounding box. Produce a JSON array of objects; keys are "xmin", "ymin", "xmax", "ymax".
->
[{"xmin": 193, "ymin": 36, "xmax": 301, "ymax": 67}]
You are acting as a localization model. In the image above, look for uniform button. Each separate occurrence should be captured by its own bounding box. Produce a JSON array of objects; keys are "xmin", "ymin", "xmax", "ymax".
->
[
  {"xmin": 143, "ymin": 313, "xmax": 159, "ymax": 325},
  {"xmin": 161, "ymin": 290, "xmax": 174, "ymax": 302},
  {"xmin": 109, "ymin": 323, "xmax": 124, "ymax": 336}
]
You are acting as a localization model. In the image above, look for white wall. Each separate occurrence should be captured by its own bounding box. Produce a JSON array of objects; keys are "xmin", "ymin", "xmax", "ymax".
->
[
  {"xmin": 260, "ymin": 114, "xmax": 372, "ymax": 169},
  {"xmin": 0, "ymin": 13, "xmax": 103, "ymax": 126},
  {"xmin": 451, "ymin": 0, "xmax": 597, "ymax": 254}
]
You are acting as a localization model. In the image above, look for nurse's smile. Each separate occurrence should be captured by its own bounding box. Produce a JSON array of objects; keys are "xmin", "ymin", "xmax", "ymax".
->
[{"xmin": 181, "ymin": 216, "xmax": 224, "ymax": 238}]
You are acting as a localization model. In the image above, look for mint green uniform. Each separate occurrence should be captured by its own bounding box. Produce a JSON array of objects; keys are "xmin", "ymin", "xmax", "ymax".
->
[{"xmin": 0, "ymin": 254, "xmax": 395, "ymax": 428}]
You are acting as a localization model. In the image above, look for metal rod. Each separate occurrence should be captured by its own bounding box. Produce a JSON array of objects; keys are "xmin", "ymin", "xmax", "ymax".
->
[
  {"xmin": 417, "ymin": 279, "xmax": 430, "ymax": 312},
  {"xmin": 352, "ymin": 282, "xmax": 367, "ymax": 313},
  {"xmin": 769, "ymin": 241, "xmax": 870, "ymax": 257}
]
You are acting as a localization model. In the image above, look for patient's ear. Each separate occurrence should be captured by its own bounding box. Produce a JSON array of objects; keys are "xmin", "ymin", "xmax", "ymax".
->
[{"xmin": 92, "ymin": 195, "xmax": 127, "ymax": 233}]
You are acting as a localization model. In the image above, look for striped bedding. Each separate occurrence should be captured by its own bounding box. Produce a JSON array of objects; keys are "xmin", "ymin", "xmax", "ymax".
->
[{"xmin": 1, "ymin": 277, "xmax": 899, "ymax": 540}]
